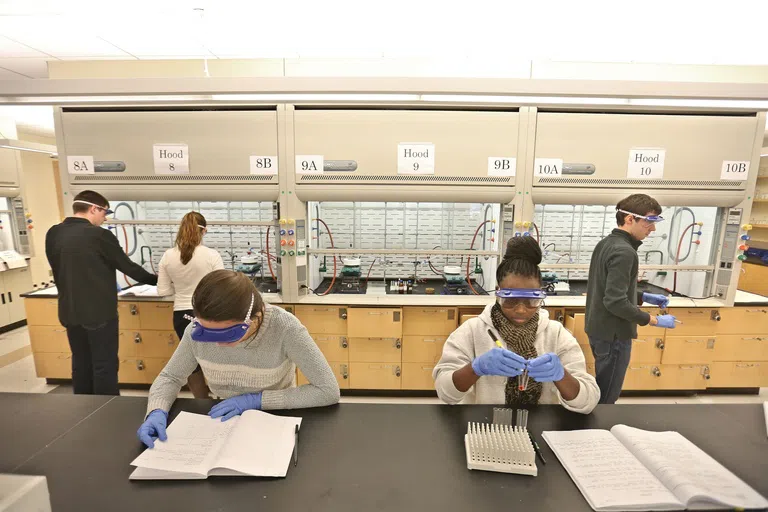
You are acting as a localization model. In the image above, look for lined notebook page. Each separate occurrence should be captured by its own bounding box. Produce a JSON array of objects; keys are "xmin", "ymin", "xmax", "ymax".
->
[
  {"xmin": 611, "ymin": 425, "xmax": 768, "ymax": 511},
  {"xmin": 542, "ymin": 430, "xmax": 682, "ymax": 511}
]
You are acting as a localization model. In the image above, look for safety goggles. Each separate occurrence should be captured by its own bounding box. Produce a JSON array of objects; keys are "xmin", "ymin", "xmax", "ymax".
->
[
  {"xmin": 495, "ymin": 288, "xmax": 547, "ymax": 309},
  {"xmin": 185, "ymin": 294, "xmax": 255, "ymax": 343},
  {"xmin": 616, "ymin": 208, "xmax": 664, "ymax": 223},
  {"xmin": 73, "ymin": 200, "xmax": 114, "ymax": 216}
]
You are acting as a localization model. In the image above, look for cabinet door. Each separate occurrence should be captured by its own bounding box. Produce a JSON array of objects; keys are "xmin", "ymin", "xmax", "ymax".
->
[
  {"xmin": 24, "ymin": 298, "xmax": 61, "ymax": 326},
  {"xmin": 712, "ymin": 334, "xmax": 768, "ymax": 361},
  {"xmin": 708, "ymin": 361, "xmax": 767, "ymax": 388},
  {"xmin": 348, "ymin": 362, "xmax": 401, "ymax": 390},
  {"xmin": 28, "ymin": 325, "xmax": 70, "ymax": 353},
  {"xmin": 661, "ymin": 336, "xmax": 716, "ymax": 365},
  {"xmin": 348, "ymin": 338, "xmax": 402, "ymax": 363},
  {"xmin": 401, "ymin": 363, "xmax": 436, "ymax": 390},
  {"xmin": 622, "ymin": 365, "xmax": 660, "ymax": 390},
  {"xmin": 656, "ymin": 365, "xmax": 708, "ymax": 390},
  {"xmin": 117, "ymin": 302, "xmax": 142, "ymax": 329},
  {"xmin": 310, "ymin": 334, "xmax": 349, "ymax": 362},
  {"xmin": 402, "ymin": 335, "xmax": 447, "ymax": 364},
  {"xmin": 402, "ymin": 307, "xmax": 457, "ymax": 336},
  {"xmin": 631, "ymin": 336, "xmax": 664, "ymax": 364},
  {"xmin": 136, "ymin": 330, "xmax": 180, "ymax": 358},
  {"xmin": 32, "ymin": 352, "xmax": 72, "ymax": 379},
  {"xmin": 118, "ymin": 358, "xmax": 150, "ymax": 384},
  {"xmin": 5, "ymin": 268, "xmax": 32, "ymax": 323},
  {"xmin": 347, "ymin": 308, "xmax": 402, "ymax": 338},
  {"xmin": 139, "ymin": 302, "xmax": 174, "ymax": 331},
  {"xmin": 718, "ymin": 307, "xmax": 768, "ymax": 335},
  {"xmin": 295, "ymin": 306, "xmax": 348, "ymax": 334},
  {"xmin": 298, "ymin": 362, "xmax": 350, "ymax": 389},
  {"xmin": 738, "ymin": 264, "xmax": 768, "ymax": 296}
]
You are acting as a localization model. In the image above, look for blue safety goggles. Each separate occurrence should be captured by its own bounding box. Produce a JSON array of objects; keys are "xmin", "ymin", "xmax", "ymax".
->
[
  {"xmin": 185, "ymin": 294, "xmax": 255, "ymax": 343},
  {"xmin": 616, "ymin": 208, "xmax": 664, "ymax": 223},
  {"xmin": 495, "ymin": 289, "xmax": 547, "ymax": 309}
]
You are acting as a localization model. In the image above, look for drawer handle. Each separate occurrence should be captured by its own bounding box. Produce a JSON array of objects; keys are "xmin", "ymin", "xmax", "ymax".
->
[
  {"xmin": 316, "ymin": 337, "xmax": 330, "ymax": 341},
  {"xmin": 155, "ymin": 304, "xmax": 171, "ymax": 309},
  {"xmin": 136, "ymin": 360, "xmax": 145, "ymax": 371},
  {"xmin": 129, "ymin": 304, "xmax": 138, "ymax": 316},
  {"xmin": 711, "ymin": 311, "xmax": 721, "ymax": 322},
  {"xmin": 702, "ymin": 366, "xmax": 711, "ymax": 380},
  {"xmin": 134, "ymin": 333, "xmax": 142, "ymax": 344},
  {"xmin": 634, "ymin": 339, "xmax": 648, "ymax": 344},
  {"xmin": 655, "ymin": 339, "xmax": 665, "ymax": 350},
  {"xmin": 685, "ymin": 339, "xmax": 705, "ymax": 344},
  {"xmin": 340, "ymin": 364, "xmax": 349, "ymax": 379},
  {"xmin": 394, "ymin": 366, "xmax": 401, "ymax": 377},
  {"xmin": 628, "ymin": 366, "xmax": 648, "ymax": 371},
  {"xmin": 679, "ymin": 366, "xmax": 697, "ymax": 371},
  {"xmin": 423, "ymin": 339, "xmax": 437, "ymax": 343},
  {"xmin": 741, "ymin": 337, "xmax": 766, "ymax": 341},
  {"xmin": 340, "ymin": 337, "xmax": 348, "ymax": 349},
  {"xmin": 312, "ymin": 308, "xmax": 332, "ymax": 312},
  {"xmin": 736, "ymin": 363, "xmax": 758, "ymax": 368},
  {"xmin": 652, "ymin": 367, "xmax": 661, "ymax": 377},
  {"xmin": 745, "ymin": 309, "xmax": 767, "ymax": 314},
  {"xmin": 686, "ymin": 311, "xmax": 706, "ymax": 315},
  {"xmin": 167, "ymin": 334, "xmax": 175, "ymax": 345},
  {"xmin": 394, "ymin": 340, "xmax": 402, "ymax": 349},
  {"xmin": 368, "ymin": 312, "xmax": 387, "ymax": 316},
  {"xmin": 53, "ymin": 329, "xmax": 66, "ymax": 333}
]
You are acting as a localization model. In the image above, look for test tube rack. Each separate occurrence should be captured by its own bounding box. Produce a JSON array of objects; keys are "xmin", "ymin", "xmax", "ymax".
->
[{"xmin": 465, "ymin": 422, "xmax": 538, "ymax": 476}]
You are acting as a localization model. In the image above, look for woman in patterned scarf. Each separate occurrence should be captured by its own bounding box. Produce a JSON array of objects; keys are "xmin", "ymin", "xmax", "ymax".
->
[{"xmin": 432, "ymin": 236, "xmax": 599, "ymax": 412}]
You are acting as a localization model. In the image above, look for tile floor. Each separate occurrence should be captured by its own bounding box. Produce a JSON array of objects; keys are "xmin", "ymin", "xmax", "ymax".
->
[{"xmin": 1, "ymin": 325, "xmax": 766, "ymax": 404}]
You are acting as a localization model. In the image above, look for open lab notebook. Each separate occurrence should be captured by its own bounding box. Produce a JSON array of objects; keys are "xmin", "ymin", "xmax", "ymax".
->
[
  {"xmin": 542, "ymin": 425, "xmax": 768, "ymax": 511},
  {"xmin": 130, "ymin": 411, "xmax": 301, "ymax": 480},
  {"xmin": 118, "ymin": 284, "xmax": 160, "ymax": 297}
]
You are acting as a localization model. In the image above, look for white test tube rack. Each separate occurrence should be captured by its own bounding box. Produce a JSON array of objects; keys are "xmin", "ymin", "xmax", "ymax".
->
[{"xmin": 465, "ymin": 422, "xmax": 538, "ymax": 476}]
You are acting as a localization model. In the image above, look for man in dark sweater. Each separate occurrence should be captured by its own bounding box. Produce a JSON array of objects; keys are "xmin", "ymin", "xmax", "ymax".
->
[
  {"xmin": 585, "ymin": 194, "xmax": 677, "ymax": 404},
  {"xmin": 45, "ymin": 190, "xmax": 158, "ymax": 395}
]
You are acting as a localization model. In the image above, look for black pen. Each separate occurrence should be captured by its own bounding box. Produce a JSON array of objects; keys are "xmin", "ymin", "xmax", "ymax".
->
[
  {"xmin": 293, "ymin": 424, "xmax": 299, "ymax": 467},
  {"xmin": 529, "ymin": 431, "xmax": 547, "ymax": 465}
]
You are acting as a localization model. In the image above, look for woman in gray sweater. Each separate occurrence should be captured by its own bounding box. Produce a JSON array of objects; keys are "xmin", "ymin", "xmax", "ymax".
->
[{"xmin": 137, "ymin": 270, "xmax": 340, "ymax": 448}]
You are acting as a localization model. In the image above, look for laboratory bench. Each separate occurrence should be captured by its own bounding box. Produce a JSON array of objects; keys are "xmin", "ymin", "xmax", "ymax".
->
[
  {"xmin": 21, "ymin": 286, "xmax": 768, "ymax": 392},
  {"xmin": 1, "ymin": 393, "xmax": 766, "ymax": 512}
]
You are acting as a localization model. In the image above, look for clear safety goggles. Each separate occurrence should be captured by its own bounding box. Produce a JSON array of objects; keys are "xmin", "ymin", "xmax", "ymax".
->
[
  {"xmin": 495, "ymin": 288, "xmax": 547, "ymax": 309},
  {"xmin": 616, "ymin": 208, "xmax": 664, "ymax": 223},
  {"xmin": 185, "ymin": 294, "xmax": 255, "ymax": 343},
  {"xmin": 73, "ymin": 200, "xmax": 114, "ymax": 216}
]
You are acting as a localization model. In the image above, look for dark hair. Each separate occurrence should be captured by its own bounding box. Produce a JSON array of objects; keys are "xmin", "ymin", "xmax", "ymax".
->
[
  {"xmin": 616, "ymin": 194, "xmax": 662, "ymax": 226},
  {"xmin": 192, "ymin": 270, "xmax": 264, "ymax": 322},
  {"xmin": 176, "ymin": 212, "xmax": 207, "ymax": 265},
  {"xmin": 495, "ymin": 236, "xmax": 542, "ymax": 285},
  {"xmin": 72, "ymin": 190, "xmax": 109, "ymax": 214}
]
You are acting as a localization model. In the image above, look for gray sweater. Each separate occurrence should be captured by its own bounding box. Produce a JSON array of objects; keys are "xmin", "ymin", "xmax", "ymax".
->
[
  {"xmin": 585, "ymin": 229, "xmax": 651, "ymax": 341},
  {"xmin": 146, "ymin": 304, "xmax": 340, "ymax": 415}
]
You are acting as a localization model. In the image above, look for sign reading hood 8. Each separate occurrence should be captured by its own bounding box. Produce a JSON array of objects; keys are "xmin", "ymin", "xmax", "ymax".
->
[{"xmin": 58, "ymin": 108, "xmax": 280, "ymax": 201}]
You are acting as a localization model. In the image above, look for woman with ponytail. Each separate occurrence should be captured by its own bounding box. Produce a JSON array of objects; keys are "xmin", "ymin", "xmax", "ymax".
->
[
  {"xmin": 433, "ymin": 236, "xmax": 599, "ymax": 413},
  {"xmin": 157, "ymin": 212, "xmax": 224, "ymax": 398}
]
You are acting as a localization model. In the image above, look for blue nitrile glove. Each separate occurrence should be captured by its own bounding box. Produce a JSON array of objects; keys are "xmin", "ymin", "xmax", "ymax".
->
[
  {"xmin": 655, "ymin": 315, "xmax": 677, "ymax": 329},
  {"xmin": 471, "ymin": 348, "xmax": 527, "ymax": 378},
  {"xmin": 642, "ymin": 292, "xmax": 670, "ymax": 309},
  {"xmin": 208, "ymin": 393, "xmax": 262, "ymax": 421},
  {"xmin": 137, "ymin": 409, "xmax": 168, "ymax": 448},
  {"xmin": 527, "ymin": 352, "xmax": 565, "ymax": 382}
]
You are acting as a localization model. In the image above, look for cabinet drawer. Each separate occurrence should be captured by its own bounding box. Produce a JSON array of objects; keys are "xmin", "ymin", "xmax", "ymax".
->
[
  {"xmin": 545, "ymin": 307, "xmax": 565, "ymax": 324},
  {"xmin": 117, "ymin": 331, "xmax": 138, "ymax": 358},
  {"xmin": 118, "ymin": 358, "xmax": 151, "ymax": 384},
  {"xmin": 24, "ymin": 298, "xmax": 62, "ymax": 327},
  {"xmin": 717, "ymin": 307, "xmax": 768, "ymax": 335},
  {"xmin": 636, "ymin": 308, "xmax": 661, "ymax": 336},
  {"xmin": 32, "ymin": 352, "xmax": 71, "ymax": 379},
  {"xmin": 28, "ymin": 325, "xmax": 70, "ymax": 353},
  {"xmin": 631, "ymin": 337, "xmax": 664, "ymax": 365},
  {"xmin": 348, "ymin": 308, "xmax": 402, "ymax": 338},
  {"xmin": 142, "ymin": 358, "xmax": 171, "ymax": 384},
  {"xmin": 138, "ymin": 302, "xmax": 174, "ymax": 330},
  {"xmin": 402, "ymin": 307, "xmax": 457, "ymax": 335},
  {"xmin": 310, "ymin": 334, "xmax": 349, "ymax": 362},
  {"xmin": 402, "ymin": 335, "xmax": 447, "ymax": 364},
  {"xmin": 298, "ymin": 362, "xmax": 350, "ymax": 389},
  {"xmin": 295, "ymin": 306, "xmax": 348, "ymax": 334},
  {"xmin": 712, "ymin": 334, "xmax": 768, "ymax": 361},
  {"xmin": 579, "ymin": 344, "xmax": 595, "ymax": 364},
  {"xmin": 661, "ymin": 336, "xmax": 715, "ymax": 365},
  {"xmin": 401, "ymin": 363, "xmax": 436, "ymax": 390},
  {"xmin": 348, "ymin": 337, "xmax": 401, "ymax": 363},
  {"xmin": 565, "ymin": 314, "xmax": 588, "ymax": 345},
  {"xmin": 665, "ymin": 308, "xmax": 720, "ymax": 336},
  {"xmin": 136, "ymin": 330, "xmax": 180, "ymax": 358},
  {"xmin": 349, "ymin": 362, "xmax": 401, "ymax": 389},
  {"xmin": 622, "ymin": 364, "xmax": 660, "ymax": 390},
  {"xmin": 117, "ymin": 302, "xmax": 142, "ymax": 329},
  {"xmin": 460, "ymin": 314, "xmax": 479, "ymax": 325},
  {"xmin": 708, "ymin": 361, "xmax": 768, "ymax": 388},
  {"xmin": 656, "ymin": 364, "xmax": 708, "ymax": 390}
]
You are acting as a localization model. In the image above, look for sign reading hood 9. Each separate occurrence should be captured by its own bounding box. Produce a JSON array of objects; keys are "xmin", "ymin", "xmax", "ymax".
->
[
  {"xmin": 58, "ymin": 108, "xmax": 280, "ymax": 201},
  {"xmin": 291, "ymin": 109, "xmax": 519, "ymax": 203}
]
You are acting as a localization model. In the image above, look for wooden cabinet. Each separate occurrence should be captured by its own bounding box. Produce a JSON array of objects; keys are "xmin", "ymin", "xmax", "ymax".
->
[
  {"xmin": 118, "ymin": 357, "xmax": 150, "ymax": 384},
  {"xmin": 709, "ymin": 361, "xmax": 768, "ymax": 388},
  {"xmin": 717, "ymin": 307, "xmax": 768, "ymax": 335},
  {"xmin": 32, "ymin": 352, "xmax": 72, "ymax": 379},
  {"xmin": 665, "ymin": 308, "xmax": 720, "ymax": 336},
  {"xmin": 295, "ymin": 306, "xmax": 348, "ymax": 334},
  {"xmin": 310, "ymin": 335, "xmax": 349, "ymax": 362},
  {"xmin": 349, "ymin": 362, "xmax": 401, "ymax": 389},
  {"xmin": 347, "ymin": 308, "xmax": 402, "ymax": 338},
  {"xmin": 631, "ymin": 336, "xmax": 664, "ymax": 365},
  {"xmin": 138, "ymin": 302, "xmax": 174, "ymax": 331},
  {"xmin": 349, "ymin": 337, "xmax": 402, "ymax": 363},
  {"xmin": 545, "ymin": 307, "xmax": 565, "ymax": 324},
  {"xmin": 712, "ymin": 334, "xmax": 768, "ymax": 361},
  {"xmin": 402, "ymin": 335, "xmax": 447, "ymax": 364},
  {"xmin": 403, "ymin": 307, "xmax": 457, "ymax": 336},
  {"xmin": 656, "ymin": 365, "xmax": 709, "ymax": 390},
  {"xmin": 116, "ymin": 302, "xmax": 142, "ymax": 329},
  {"xmin": 661, "ymin": 336, "xmax": 715, "ymax": 365},
  {"xmin": 136, "ymin": 331, "xmax": 180, "ymax": 358},
  {"xmin": 28, "ymin": 325, "xmax": 70, "ymax": 353},
  {"xmin": 24, "ymin": 299, "xmax": 61, "ymax": 327},
  {"xmin": 622, "ymin": 365, "xmax": 661, "ymax": 390},
  {"xmin": 564, "ymin": 314, "xmax": 588, "ymax": 345},
  {"xmin": 298, "ymin": 362, "xmax": 350, "ymax": 389},
  {"xmin": 636, "ymin": 308, "xmax": 662, "ymax": 336},
  {"xmin": 737, "ymin": 263, "xmax": 768, "ymax": 296},
  {"xmin": 117, "ymin": 331, "xmax": 139, "ymax": 358},
  {"xmin": 401, "ymin": 363, "xmax": 436, "ymax": 390}
]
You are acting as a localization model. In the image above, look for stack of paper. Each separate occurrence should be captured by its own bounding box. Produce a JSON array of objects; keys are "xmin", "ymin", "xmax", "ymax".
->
[
  {"xmin": 118, "ymin": 285, "xmax": 161, "ymax": 297},
  {"xmin": 130, "ymin": 411, "xmax": 301, "ymax": 480}
]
